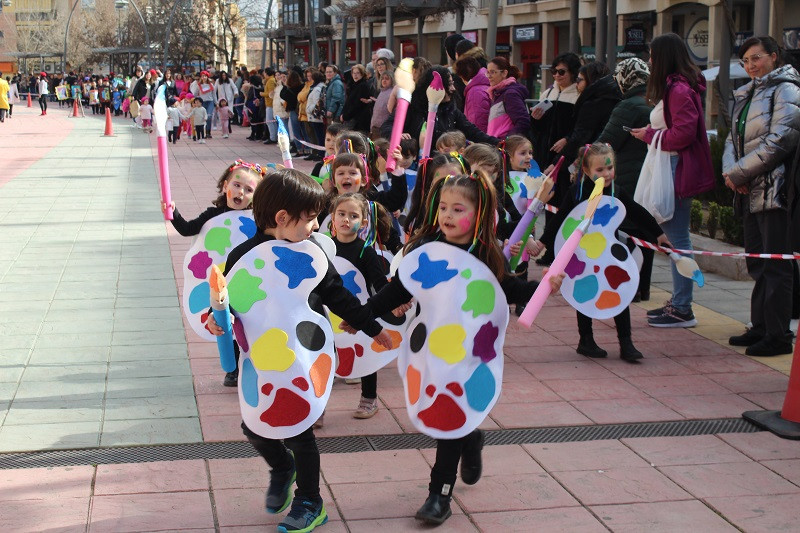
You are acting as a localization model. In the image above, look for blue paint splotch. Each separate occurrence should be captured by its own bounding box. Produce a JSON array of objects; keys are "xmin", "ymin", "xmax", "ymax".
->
[
  {"xmin": 274, "ymin": 247, "xmax": 317, "ymax": 289},
  {"xmin": 573, "ymin": 275, "xmax": 599, "ymax": 303},
  {"xmin": 241, "ymin": 358, "xmax": 259, "ymax": 407},
  {"xmin": 464, "ymin": 363, "xmax": 496, "ymax": 412},
  {"xmin": 239, "ymin": 216, "xmax": 257, "ymax": 238},
  {"xmin": 340, "ymin": 270, "xmax": 361, "ymax": 297},
  {"xmin": 592, "ymin": 203, "xmax": 619, "ymax": 227},
  {"xmin": 188, "ymin": 282, "xmax": 211, "ymax": 313},
  {"xmin": 410, "ymin": 253, "xmax": 458, "ymax": 289}
]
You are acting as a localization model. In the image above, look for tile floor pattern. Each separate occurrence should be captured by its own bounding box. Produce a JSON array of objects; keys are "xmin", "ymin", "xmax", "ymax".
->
[{"xmin": 1, "ymin": 105, "xmax": 799, "ymax": 531}]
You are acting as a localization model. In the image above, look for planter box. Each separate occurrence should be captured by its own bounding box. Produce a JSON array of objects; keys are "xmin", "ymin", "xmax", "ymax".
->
[{"xmin": 690, "ymin": 232, "xmax": 751, "ymax": 281}]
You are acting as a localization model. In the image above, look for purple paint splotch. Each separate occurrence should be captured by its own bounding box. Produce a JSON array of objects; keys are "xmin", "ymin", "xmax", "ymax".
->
[
  {"xmin": 564, "ymin": 254, "xmax": 586, "ymax": 279},
  {"xmin": 188, "ymin": 251, "xmax": 213, "ymax": 280},
  {"xmin": 473, "ymin": 321, "xmax": 499, "ymax": 363}
]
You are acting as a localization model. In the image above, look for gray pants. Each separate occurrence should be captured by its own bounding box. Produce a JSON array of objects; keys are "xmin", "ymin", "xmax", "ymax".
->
[{"xmin": 743, "ymin": 207, "xmax": 793, "ymax": 340}]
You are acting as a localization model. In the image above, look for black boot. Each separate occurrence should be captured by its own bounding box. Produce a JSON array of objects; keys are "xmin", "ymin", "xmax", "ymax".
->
[
  {"xmin": 415, "ymin": 491, "xmax": 452, "ymax": 525},
  {"xmin": 619, "ymin": 336, "xmax": 643, "ymax": 363},
  {"xmin": 460, "ymin": 430, "xmax": 484, "ymax": 485},
  {"xmin": 577, "ymin": 335, "xmax": 607, "ymax": 358}
]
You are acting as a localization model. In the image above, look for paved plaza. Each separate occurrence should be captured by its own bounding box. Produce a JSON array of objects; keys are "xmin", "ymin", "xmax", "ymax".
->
[{"xmin": 0, "ymin": 104, "xmax": 798, "ymax": 532}]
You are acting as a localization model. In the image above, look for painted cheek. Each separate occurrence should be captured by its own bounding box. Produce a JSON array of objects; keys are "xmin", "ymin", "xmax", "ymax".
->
[
  {"xmin": 458, "ymin": 216, "xmax": 473, "ymax": 233},
  {"xmin": 352, "ymin": 221, "xmax": 361, "ymax": 232}
]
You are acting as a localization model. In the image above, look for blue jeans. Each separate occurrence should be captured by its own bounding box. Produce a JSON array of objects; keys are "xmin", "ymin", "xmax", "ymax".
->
[
  {"xmin": 659, "ymin": 155, "xmax": 693, "ymax": 312},
  {"xmin": 201, "ymin": 100, "xmax": 215, "ymax": 135},
  {"xmin": 265, "ymin": 107, "xmax": 277, "ymax": 141},
  {"xmin": 289, "ymin": 110, "xmax": 306, "ymax": 152}
]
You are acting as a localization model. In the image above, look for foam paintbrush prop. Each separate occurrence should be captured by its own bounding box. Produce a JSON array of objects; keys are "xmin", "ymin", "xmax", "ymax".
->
[
  {"xmin": 669, "ymin": 251, "xmax": 705, "ymax": 286},
  {"xmin": 209, "ymin": 265, "xmax": 237, "ymax": 372},
  {"xmin": 154, "ymin": 84, "xmax": 174, "ymax": 220},
  {"xmin": 519, "ymin": 177, "xmax": 606, "ymax": 327},
  {"xmin": 504, "ymin": 156, "xmax": 564, "ymax": 266},
  {"xmin": 276, "ymin": 116, "xmax": 293, "ymax": 169},
  {"xmin": 386, "ymin": 58, "xmax": 416, "ymax": 172},
  {"xmin": 420, "ymin": 71, "xmax": 446, "ymax": 159}
]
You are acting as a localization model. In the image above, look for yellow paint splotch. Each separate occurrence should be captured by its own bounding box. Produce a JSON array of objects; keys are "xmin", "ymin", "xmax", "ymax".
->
[
  {"xmin": 578, "ymin": 232, "xmax": 607, "ymax": 259},
  {"xmin": 251, "ymin": 328, "xmax": 295, "ymax": 371},
  {"xmin": 429, "ymin": 324, "xmax": 466, "ymax": 364}
]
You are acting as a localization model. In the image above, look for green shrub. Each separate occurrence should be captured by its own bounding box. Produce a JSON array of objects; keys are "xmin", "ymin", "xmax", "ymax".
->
[
  {"xmin": 690, "ymin": 199, "xmax": 703, "ymax": 232},
  {"xmin": 707, "ymin": 202, "xmax": 720, "ymax": 239},
  {"xmin": 720, "ymin": 206, "xmax": 744, "ymax": 246},
  {"xmin": 700, "ymin": 128, "xmax": 734, "ymax": 206}
]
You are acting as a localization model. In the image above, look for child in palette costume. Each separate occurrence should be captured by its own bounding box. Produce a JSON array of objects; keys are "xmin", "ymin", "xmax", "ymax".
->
[
  {"xmin": 209, "ymin": 169, "xmax": 391, "ymax": 533},
  {"xmin": 360, "ymin": 172, "xmax": 563, "ymax": 525},
  {"xmin": 164, "ymin": 160, "xmax": 264, "ymax": 387},
  {"xmin": 529, "ymin": 143, "xmax": 670, "ymax": 362}
]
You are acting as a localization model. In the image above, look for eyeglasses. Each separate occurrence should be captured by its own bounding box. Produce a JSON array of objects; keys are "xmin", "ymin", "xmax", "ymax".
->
[
  {"xmin": 740, "ymin": 53, "xmax": 768, "ymax": 66},
  {"xmin": 553, "ymin": 68, "xmax": 568, "ymax": 76},
  {"xmin": 486, "ymin": 69, "xmax": 501, "ymax": 76},
  {"xmin": 576, "ymin": 76, "xmax": 585, "ymax": 83}
]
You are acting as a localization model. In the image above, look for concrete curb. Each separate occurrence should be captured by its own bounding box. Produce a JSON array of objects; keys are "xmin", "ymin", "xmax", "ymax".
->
[{"xmin": 690, "ymin": 232, "xmax": 751, "ymax": 281}]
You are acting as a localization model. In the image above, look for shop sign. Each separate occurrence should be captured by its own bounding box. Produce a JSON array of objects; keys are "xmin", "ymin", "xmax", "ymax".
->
[
  {"xmin": 496, "ymin": 44, "xmax": 511, "ymax": 54},
  {"xmin": 462, "ymin": 31, "xmax": 478, "ymax": 44},
  {"xmin": 514, "ymin": 25, "xmax": 541, "ymax": 42},
  {"xmin": 623, "ymin": 25, "xmax": 646, "ymax": 52},
  {"xmin": 685, "ymin": 18, "xmax": 709, "ymax": 63}
]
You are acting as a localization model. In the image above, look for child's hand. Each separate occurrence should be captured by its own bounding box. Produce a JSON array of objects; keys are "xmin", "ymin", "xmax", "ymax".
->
[
  {"xmin": 543, "ymin": 268, "xmax": 566, "ymax": 292},
  {"xmin": 338, "ymin": 320, "xmax": 356, "ymax": 334},
  {"xmin": 205, "ymin": 314, "xmax": 224, "ymax": 336},
  {"xmin": 656, "ymin": 234, "xmax": 673, "ymax": 250},
  {"xmin": 526, "ymin": 239, "xmax": 546, "ymax": 257},
  {"xmin": 161, "ymin": 201, "xmax": 175, "ymax": 214},
  {"xmin": 392, "ymin": 210, "xmax": 401, "ymax": 219},
  {"xmin": 506, "ymin": 240, "xmax": 522, "ymax": 257},
  {"xmin": 392, "ymin": 301, "xmax": 413, "ymax": 317},
  {"xmin": 391, "ymin": 145, "xmax": 403, "ymax": 165},
  {"xmin": 372, "ymin": 330, "xmax": 393, "ymax": 350}
]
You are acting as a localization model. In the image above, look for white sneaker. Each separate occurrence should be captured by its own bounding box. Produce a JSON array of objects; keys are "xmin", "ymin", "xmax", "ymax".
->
[
  {"xmin": 222, "ymin": 134, "xmax": 229, "ymax": 139},
  {"xmin": 199, "ymin": 139, "xmax": 206, "ymax": 144}
]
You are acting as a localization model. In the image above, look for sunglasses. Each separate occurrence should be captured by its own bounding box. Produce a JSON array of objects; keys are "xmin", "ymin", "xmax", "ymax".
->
[{"xmin": 553, "ymin": 68, "xmax": 568, "ymax": 76}]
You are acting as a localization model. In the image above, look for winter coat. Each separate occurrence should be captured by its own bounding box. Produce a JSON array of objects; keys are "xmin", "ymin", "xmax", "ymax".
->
[
  {"xmin": 325, "ymin": 74, "xmax": 345, "ymax": 118},
  {"xmin": 380, "ymin": 99, "xmax": 500, "ymax": 148},
  {"xmin": 370, "ymin": 87, "xmax": 393, "ymax": 131},
  {"xmin": 190, "ymin": 80, "xmax": 215, "ymax": 102},
  {"xmin": 723, "ymin": 64, "xmax": 800, "ymax": 213},
  {"xmin": 157, "ymin": 79, "xmax": 177, "ymax": 99},
  {"xmin": 214, "ymin": 79, "xmax": 237, "ymax": 105},
  {"xmin": 463, "ymin": 68, "xmax": 491, "ymax": 132},
  {"xmin": 487, "ymin": 77, "xmax": 531, "ymax": 138},
  {"xmin": 132, "ymin": 78, "xmax": 155, "ymax": 102},
  {"xmin": 306, "ymin": 83, "xmax": 325, "ymax": 124},
  {"xmin": 531, "ymin": 83, "xmax": 579, "ymax": 170},
  {"xmin": 643, "ymin": 73, "xmax": 714, "ymax": 199},
  {"xmin": 563, "ymin": 75, "xmax": 622, "ymax": 161},
  {"xmin": 298, "ymin": 81, "xmax": 312, "ymax": 122},
  {"xmin": 342, "ymin": 77, "xmax": 373, "ymax": 133},
  {"xmin": 596, "ymin": 84, "xmax": 651, "ymax": 195}
]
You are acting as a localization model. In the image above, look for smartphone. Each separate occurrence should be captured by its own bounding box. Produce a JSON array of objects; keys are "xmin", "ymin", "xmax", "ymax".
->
[{"xmin": 622, "ymin": 126, "xmax": 633, "ymax": 132}]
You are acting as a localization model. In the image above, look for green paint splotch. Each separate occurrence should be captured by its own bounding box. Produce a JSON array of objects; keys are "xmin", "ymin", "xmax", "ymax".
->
[
  {"xmin": 229, "ymin": 269, "xmax": 266, "ymax": 312},
  {"xmin": 205, "ymin": 227, "xmax": 232, "ymax": 256},
  {"xmin": 254, "ymin": 259, "xmax": 265, "ymax": 269},
  {"xmin": 461, "ymin": 269, "xmax": 472, "ymax": 279},
  {"xmin": 561, "ymin": 216, "xmax": 584, "ymax": 240},
  {"xmin": 462, "ymin": 280, "xmax": 495, "ymax": 318}
]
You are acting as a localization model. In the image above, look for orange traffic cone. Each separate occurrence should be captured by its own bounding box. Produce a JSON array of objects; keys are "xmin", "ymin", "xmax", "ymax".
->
[
  {"xmin": 72, "ymin": 99, "xmax": 79, "ymax": 117},
  {"xmin": 104, "ymin": 107, "xmax": 114, "ymax": 136},
  {"xmin": 242, "ymin": 108, "xmax": 250, "ymax": 127},
  {"xmin": 27, "ymin": 93, "xmax": 32, "ymax": 107},
  {"xmin": 743, "ymin": 339, "xmax": 800, "ymax": 439}
]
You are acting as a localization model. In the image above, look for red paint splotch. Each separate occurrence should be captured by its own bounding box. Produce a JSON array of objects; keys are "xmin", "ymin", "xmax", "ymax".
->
[
  {"xmin": 446, "ymin": 382, "xmax": 464, "ymax": 397},
  {"xmin": 292, "ymin": 377, "xmax": 309, "ymax": 391},
  {"xmin": 261, "ymin": 383, "xmax": 274, "ymax": 395},
  {"xmin": 335, "ymin": 343, "xmax": 363, "ymax": 376},
  {"xmin": 604, "ymin": 265, "xmax": 631, "ymax": 290},
  {"xmin": 425, "ymin": 384, "xmax": 436, "ymax": 397},
  {"xmin": 260, "ymin": 388, "xmax": 310, "ymax": 427},
  {"xmin": 418, "ymin": 394, "xmax": 467, "ymax": 431}
]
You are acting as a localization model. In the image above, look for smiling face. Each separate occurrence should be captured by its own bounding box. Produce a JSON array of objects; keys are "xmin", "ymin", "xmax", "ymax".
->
[
  {"xmin": 552, "ymin": 62, "xmax": 573, "ymax": 89},
  {"xmin": 511, "ymin": 144, "xmax": 534, "ymax": 171},
  {"xmin": 333, "ymin": 164, "xmax": 363, "ymax": 194},
  {"xmin": 584, "ymin": 153, "xmax": 616, "ymax": 185},
  {"xmin": 438, "ymin": 188, "xmax": 476, "ymax": 245},
  {"xmin": 333, "ymin": 198, "xmax": 367, "ymax": 243},
  {"xmin": 741, "ymin": 44, "xmax": 778, "ymax": 79},
  {"xmin": 325, "ymin": 67, "xmax": 335, "ymax": 81},
  {"xmin": 224, "ymin": 169, "xmax": 260, "ymax": 209},
  {"xmin": 486, "ymin": 62, "xmax": 507, "ymax": 87}
]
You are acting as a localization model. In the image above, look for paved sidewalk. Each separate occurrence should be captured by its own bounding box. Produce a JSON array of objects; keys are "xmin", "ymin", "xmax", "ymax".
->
[{"xmin": 1, "ymin": 105, "xmax": 798, "ymax": 532}]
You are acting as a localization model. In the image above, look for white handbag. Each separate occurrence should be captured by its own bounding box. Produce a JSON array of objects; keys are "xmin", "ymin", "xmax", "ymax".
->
[{"xmin": 634, "ymin": 130, "xmax": 675, "ymax": 224}]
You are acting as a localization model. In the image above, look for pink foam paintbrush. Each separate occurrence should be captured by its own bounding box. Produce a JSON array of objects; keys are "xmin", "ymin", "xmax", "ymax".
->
[
  {"xmin": 518, "ymin": 177, "xmax": 606, "ymax": 327},
  {"xmin": 420, "ymin": 71, "xmax": 446, "ymax": 159},
  {"xmin": 385, "ymin": 58, "xmax": 416, "ymax": 172},
  {"xmin": 154, "ymin": 85, "xmax": 174, "ymax": 220}
]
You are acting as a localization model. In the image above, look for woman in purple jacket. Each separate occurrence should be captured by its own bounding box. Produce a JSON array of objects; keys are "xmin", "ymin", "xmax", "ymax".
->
[
  {"xmin": 631, "ymin": 33, "xmax": 715, "ymax": 328},
  {"xmin": 455, "ymin": 47, "xmax": 491, "ymax": 131},
  {"xmin": 486, "ymin": 56, "xmax": 531, "ymax": 138}
]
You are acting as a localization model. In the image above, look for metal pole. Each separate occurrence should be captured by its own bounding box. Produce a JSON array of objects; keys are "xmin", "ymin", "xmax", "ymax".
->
[
  {"xmin": 63, "ymin": 0, "xmax": 81, "ymax": 74},
  {"xmin": 595, "ymin": 0, "xmax": 607, "ymax": 63},
  {"xmin": 262, "ymin": 0, "xmax": 274, "ymax": 69},
  {"xmin": 417, "ymin": 17, "xmax": 425, "ymax": 59},
  {"xmin": 368, "ymin": 21, "xmax": 373, "ymax": 56},
  {"xmin": 164, "ymin": 0, "xmax": 184, "ymax": 69},
  {"xmin": 339, "ymin": 17, "xmax": 349, "ymax": 68},
  {"xmin": 285, "ymin": 34, "xmax": 291, "ymax": 68},
  {"xmin": 569, "ymin": 0, "xmax": 580, "ymax": 53},
  {"xmin": 486, "ymin": 0, "xmax": 499, "ymax": 58},
  {"xmin": 385, "ymin": 7, "xmax": 393, "ymax": 58},
  {"xmin": 753, "ymin": 0, "xmax": 769, "ymax": 36},
  {"xmin": 456, "ymin": 8, "xmax": 463, "ymax": 34},
  {"xmin": 606, "ymin": 0, "xmax": 617, "ymax": 69},
  {"xmin": 356, "ymin": 17, "xmax": 362, "ymax": 65},
  {"xmin": 717, "ymin": 0, "xmax": 734, "ymax": 129},
  {"xmin": 307, "ymin": 0, "xmax": 319, "ymax": 67},
  {"xmin": 128, "ymin": 0, "xmax": 151, "ymax": 67}
]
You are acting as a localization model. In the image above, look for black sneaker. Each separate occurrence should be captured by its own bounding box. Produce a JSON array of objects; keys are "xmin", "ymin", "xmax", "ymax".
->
[
  {"xmin": 415, "ymin": 492, "xmax": 452, "ymax": 525},
  {"xmin": 648, "ymin": 305, "xmax": 697, "ymax": 328},
  {"xmin": 745, "ymin": 338, "xmax": 793, "ymax": 357},
  {"xmin": 277, "ymin": 498, "xmax": 327, "ymax": 533},
  {"xmin": 223, "ymin": 370, "xmax": 238, "ymax": 387},
  {"xmin": 729, "ymin": 329, "xmax": 763, "ymax": 347},
  {"xmin": 266, "ymin": 451, "xmax": 296, "ymax": 514},
  {"xmin": 460, "ymin": 429, "xmax": 484, "ymax": 485},
  {"xmin": 647, "ymin": 299, "xmax": 672, "ymax": 317}
]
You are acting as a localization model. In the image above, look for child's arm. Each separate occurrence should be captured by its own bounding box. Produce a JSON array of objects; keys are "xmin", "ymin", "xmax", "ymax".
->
[
  {"xmin": 361, "ymin": 247, "xmax": 389, "ymax": 293},
  {"xmin": 167, "ymin": 206, "xmax": 222, "ymax": 236},
  {"xmin": 617, "ymin": 189, "xmax": 669, "ymax": 244},
  {"xmin": 499, "ymin": 267, "xmax": 565, "ymax": 306},
  {"xmin": 317, "ymin": 262, "xmax": 383, "ymax": 337},
  {"xmin": 366, "ymin": 276, "xmax": 413, "ymax": 318}
]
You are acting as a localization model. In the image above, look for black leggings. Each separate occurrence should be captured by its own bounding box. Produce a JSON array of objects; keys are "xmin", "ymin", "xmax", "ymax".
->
[
  {"xmin": 242, "ymin": 422, "xmax": 321, "ymax": 502},
  {"xmin": 39, "ymin": 95, "xmax": 47, "ymax": 112},
  {"xmin": 194, "ymin": 125, "xmax": 205, "ymax": 139},
  {"xmin": 577, "ymin": 307, "xmax": 631, "ymax": 339},
  {"xmin": 429, "ymin": 430, "xmax": 482, "ymax": 496},
  {"xmin": 360, "ymin": 372, "xmax": 377, "ymax": 399}
]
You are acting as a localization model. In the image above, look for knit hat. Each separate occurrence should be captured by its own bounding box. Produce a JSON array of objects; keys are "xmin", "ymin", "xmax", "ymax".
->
[
  {"xmin": 141, "ymin": 97, "xmax": 149, "ymax": 103},
  {"xmin": 200, "ymin": 70, "xmax": 210, "ymax": 77},
  {"xmin": 444, "ymin": 34, "xmax": 466, "ymax": 62},
  {"xmin": 40, "ymin": 72, "xmax": 47, "ymax": 77},
  {"xmin": 148, "ymin": 69, "xmax": 157, "ymax": 78},
  {"xmin": 613, "ymin": 58, "xmax": 650, "ymax": 94}
]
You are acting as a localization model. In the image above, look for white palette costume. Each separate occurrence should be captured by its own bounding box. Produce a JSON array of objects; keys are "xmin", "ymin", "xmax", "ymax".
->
[
  {"xmin": 398, "ymin": 242, "xmax": 508, "ymax": 439},
  {"xmin": 329, "ymin": 256, "xmax": 408, "ymax": 378},
  {"xmin": 227, "ymin": 240, "xmax": 335, "ymax": 439},
  {"xmin": 554, "ymin": 196, "xmax": 639, "ymax": 319},
  {"xmin": 508, "ymin": 169, "xmax": 545, "ymax": 215},
  {"xmin": 182, "ymin": 210, "xmax": 257, "ymax": 341}
]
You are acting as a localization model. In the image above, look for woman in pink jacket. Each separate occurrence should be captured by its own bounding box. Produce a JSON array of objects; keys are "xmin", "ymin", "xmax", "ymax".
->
[
  {"xmin": 455, "ymin": 47, "xmax": 491, "ymax": 131},
  {"xmin": 486, "ymin": 56, "xmax": 531, "ymax": 138}
]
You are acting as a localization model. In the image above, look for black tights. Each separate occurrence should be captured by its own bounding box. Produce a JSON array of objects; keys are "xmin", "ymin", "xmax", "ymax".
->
[
  {"xmin": 360, "ymin": 372, "xmax": 377, "ymax": 399},
  {"xmin": 577, "ymin": 307, "xmax": 631, "ymax": 339},
  {"xmin": 39, "ymin": 95, "xmax": 47, "ymax": 112},
  {"xmin": 429, "ymin": 429, "xmax": 482, "ymax": 496},
  {"xmin": 242, "ymin": 422, "xmax": 321, "ymax": 502}
]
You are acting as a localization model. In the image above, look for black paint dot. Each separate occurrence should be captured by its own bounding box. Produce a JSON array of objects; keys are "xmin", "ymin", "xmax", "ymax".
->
[
  {"xmin": 611, "ymin": 243, "xmax": 628, "ymax": 261},
  {"xmin": 296, "ymin": 321, "xmax": 326, "ymax": 351},
  {"xmin": 410, "ymin": 323, "xmax": 427, "ymax": 353}
]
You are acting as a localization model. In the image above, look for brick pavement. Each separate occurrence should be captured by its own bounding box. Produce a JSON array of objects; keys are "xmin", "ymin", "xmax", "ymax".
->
[{"xmin": 0, "ymin": 104, "xmax": 798, "ymax": 532}]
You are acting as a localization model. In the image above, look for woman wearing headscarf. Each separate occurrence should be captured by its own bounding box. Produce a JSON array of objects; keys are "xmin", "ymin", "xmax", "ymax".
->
[{"xmin": 598, "ymin": 58, "xmax": 654, "ymax": 301}]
